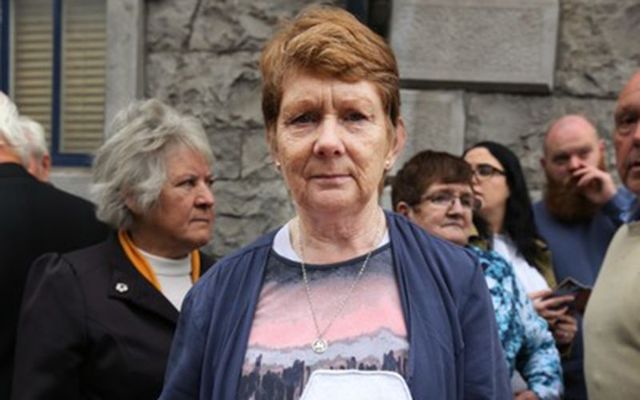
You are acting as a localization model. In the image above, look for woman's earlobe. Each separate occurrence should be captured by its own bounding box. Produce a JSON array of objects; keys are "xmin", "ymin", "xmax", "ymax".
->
[
  {"xmin": 124, "ymin": 193, "xmax": 140, "ymax": 215},
  {"xmin": 387, "ymin": 117, "xmax": 407, "ymax": 165},
  {"xmin": 395, "ymin": 202, "xmax": 412, "ymax": 217}
]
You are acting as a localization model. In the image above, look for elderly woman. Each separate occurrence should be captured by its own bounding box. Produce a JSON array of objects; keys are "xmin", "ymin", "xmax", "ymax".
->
[
  {"xmin": 160, "ymin": 6, "xmax": 509, "ymax": 400},
  {"xmin": 11, "ymin": 99, "xmax": 216, "ymax": 399},
  {"xmin": 463, "ymin": 142, "xmax": 578, "ymax": 348},
  {"xmin": 392, "ymin": 150, "xmax": 563, "ymax": 400}
]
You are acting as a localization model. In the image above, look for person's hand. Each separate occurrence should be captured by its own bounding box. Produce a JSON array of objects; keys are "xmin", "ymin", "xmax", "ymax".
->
[
  {"xmin": 551, "ymin": 313, "xmax": 578, "ymax": 345},
  {"xmin": 572, "ymin": 164, "xmax": 616, "ymax": 206},
  {"xmin": 529, "ymin": 289, "xmax": 574, "ymax": 325},
  {"xmin": 514, "ymin": 389, "xmax": 539, "ymax": 400}
]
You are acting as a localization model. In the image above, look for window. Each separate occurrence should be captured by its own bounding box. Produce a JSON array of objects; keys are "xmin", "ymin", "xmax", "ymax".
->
[{"xmin": 1, "ymin": 0, "xmax": 106, "ymax": 166}]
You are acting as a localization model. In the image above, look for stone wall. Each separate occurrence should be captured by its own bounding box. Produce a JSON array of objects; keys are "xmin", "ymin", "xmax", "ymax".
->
[{"xmin": 144, "ymin": 0, "xmax": 640, "ymax": 258}]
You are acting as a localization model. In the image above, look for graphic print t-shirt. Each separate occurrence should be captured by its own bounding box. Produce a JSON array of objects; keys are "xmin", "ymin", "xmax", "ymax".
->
[{"xmin": 239, "ymin": 225, "xmax": 409, "ymax": 400}]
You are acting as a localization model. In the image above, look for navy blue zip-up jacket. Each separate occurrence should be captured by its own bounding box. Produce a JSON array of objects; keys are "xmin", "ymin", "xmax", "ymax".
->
[{"xmin": 160, "ymin": 212, "xmax": 510, "ymax": 399}]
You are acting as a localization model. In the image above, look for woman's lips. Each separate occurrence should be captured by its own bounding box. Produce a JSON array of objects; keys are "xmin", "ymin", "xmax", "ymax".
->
[
  {"xmin": 191, "ymin": 216, "xmax": 212, "ymax": 224},
  {"xmin": 310, "ymin": 174, "xmax": 351, "ymax": 184}
]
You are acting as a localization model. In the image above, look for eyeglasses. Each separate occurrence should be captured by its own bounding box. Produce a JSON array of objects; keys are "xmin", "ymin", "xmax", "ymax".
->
[
  {"xmin": 471, "ymin": 163, "xmax": 505, "ymax": 179},
  {"xmin": 421, "ymin": 191, "xmax": 479, "ymax": 211}
]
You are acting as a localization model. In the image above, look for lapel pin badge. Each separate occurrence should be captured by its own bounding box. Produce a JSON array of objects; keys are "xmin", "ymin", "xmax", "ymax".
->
[{"xmin": 115, "ymin": 282, "xmax": 129, "ymax": 293}]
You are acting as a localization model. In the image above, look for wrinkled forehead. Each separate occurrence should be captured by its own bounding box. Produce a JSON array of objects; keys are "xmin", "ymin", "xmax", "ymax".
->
[{"xmin": 546, "ymin": 130, "xmax": 599, "ymax": 156}]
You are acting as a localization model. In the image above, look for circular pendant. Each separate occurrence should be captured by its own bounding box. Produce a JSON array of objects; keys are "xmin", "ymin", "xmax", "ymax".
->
[{"xmin": 311, "ymin": 338, "xmax": 328, "ymax": 354}]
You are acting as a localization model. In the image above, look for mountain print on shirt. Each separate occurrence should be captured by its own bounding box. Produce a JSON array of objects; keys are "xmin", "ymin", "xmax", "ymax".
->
[{"xmin": 239, "ymin": 246, "xmax": 409, "ymax": 400}]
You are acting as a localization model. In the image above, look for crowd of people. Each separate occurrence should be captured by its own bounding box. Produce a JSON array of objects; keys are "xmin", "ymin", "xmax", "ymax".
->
[{"xmin": 0, "ymin": 4, "xmax": 638, "ymax": 400}]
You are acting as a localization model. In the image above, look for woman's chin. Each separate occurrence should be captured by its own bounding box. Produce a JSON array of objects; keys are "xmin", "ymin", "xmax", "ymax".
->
[{"xmin": 297, "ymin": 191, "xmax": 375, "ymax": 215}]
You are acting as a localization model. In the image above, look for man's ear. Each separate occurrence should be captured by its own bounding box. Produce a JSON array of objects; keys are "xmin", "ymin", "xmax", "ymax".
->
[
  {"xmin": 40, "ymin": 154, "xmax": 51, "ymax": 182},
  {"xmin": 598, "ymin": 139, "xmax": 606, "ymax": 154},
  {"xmin": 540, "ymin": 156, "xmax": 546, "ymax": 170},
  {"xmin": 385, "ymin": 118, "xmax": 407, "ymax": 170},
  {"xmin": 395, "ymin": 201, "xmax": 413, "ymax": 218}
]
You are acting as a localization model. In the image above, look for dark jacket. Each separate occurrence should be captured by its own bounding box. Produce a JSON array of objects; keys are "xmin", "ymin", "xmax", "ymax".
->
[
  {"xmin": 533, "ymin": 188, "xmax": 633, "ymax": 400},
  {"xmin": 11, "ymin": 234, "xmax": 214, "ymax": 400},
  {"xmin": 160, "ymin": 212, "xmax": 511, "ymax": 400},
  {"xmin": 0, "ymin": 163, "xmax": 109, "ymax": 399}
]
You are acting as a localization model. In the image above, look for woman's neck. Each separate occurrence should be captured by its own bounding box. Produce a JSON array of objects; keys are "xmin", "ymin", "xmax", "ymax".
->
[
  {"xmin": 293, "ymin": 203, "xmax": 385, "ymax": 264},
  {"xmin": 127, "ymin": 227, "xmax": 190, "ymax": 260},
  {"xmin": 484, "ymin": 206, "xmax": 505, "ymax": 236}
]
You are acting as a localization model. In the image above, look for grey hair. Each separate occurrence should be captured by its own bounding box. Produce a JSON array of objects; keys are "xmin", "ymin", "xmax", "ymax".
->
[
  {"xmin": 91, "ymin": 98, "xmax": 213, "ymax": 230},
  {"xmin": 0, "ymin": 92, "xmax": 29, "ymax": 164},
  {"xmin": 19, "ymin": 116, "xmax": 49, "ymax": 161}
]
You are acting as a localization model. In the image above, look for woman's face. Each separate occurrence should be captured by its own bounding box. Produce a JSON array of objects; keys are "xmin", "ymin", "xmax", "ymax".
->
[
  {"xmin": 406, "ymin": 182, "xmax": 474, "ymax": 246},
  {"xmin": 271, "ymin": 71, "xmax": 404, "ymax": 215},
  {"xmin": 463, "ymin": 147, "xmax": 510, "ymax": 221},
  {"xmin": 132, "ymin": 145, "xmax": 215, "ymax": 258}
]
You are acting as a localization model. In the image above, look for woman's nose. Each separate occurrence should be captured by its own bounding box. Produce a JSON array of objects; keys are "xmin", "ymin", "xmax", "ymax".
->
[
  {"xmin": 447, "ymin": 197, "xmax": 465, "ymax": 214},
  {"xmin": 196, "ymin": 183, "xmax": 215, "ymax": 207},
  {"xmin": 313, "ymin": 117, "xmax": 345, "ymax": 157}
]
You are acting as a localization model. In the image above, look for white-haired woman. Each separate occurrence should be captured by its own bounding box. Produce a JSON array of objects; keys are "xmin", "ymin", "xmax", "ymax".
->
[{"xmin": 12, "ymin": 99, "xmax": 216, "ymax": 400}]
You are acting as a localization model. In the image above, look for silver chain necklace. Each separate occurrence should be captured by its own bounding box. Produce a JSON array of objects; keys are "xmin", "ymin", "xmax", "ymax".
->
[{"xmin": 296, "ymin": 211, "xmax": 384, "ymax": 354}]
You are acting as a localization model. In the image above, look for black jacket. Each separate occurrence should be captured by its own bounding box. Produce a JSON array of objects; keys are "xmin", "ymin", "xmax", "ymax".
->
[
  {"xmin": 0, "ymin": 163, "xmax": 109, "ymax": 399},
  {"xmin": 11, "ymin": 235, "xmax": 214, "ymax": 400}
]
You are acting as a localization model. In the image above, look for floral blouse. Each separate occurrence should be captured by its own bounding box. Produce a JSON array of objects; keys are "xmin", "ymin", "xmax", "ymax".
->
[{"xmin": 469, "ymin": 246, "xmax": 563, "ymax": 399}]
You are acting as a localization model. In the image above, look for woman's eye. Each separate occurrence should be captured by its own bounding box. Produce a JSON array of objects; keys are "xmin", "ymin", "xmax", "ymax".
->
[
  {"xmin": 344, "ymin": 111, "xmax": 367, "ymax": 122},
  {"xmin": 460, "ymin": 196, "xmax": 475, "ymax": 208},
  {"xmin": 290, "ymin": 112, "xmax": 318, "ymax": 125},
  {"xmin": 179, "ymin": 179, "xmax": 197, "ymax": 188},
  {"xmin": 431, "ymin": 194, "xmax": 450, "ymax": 204}
]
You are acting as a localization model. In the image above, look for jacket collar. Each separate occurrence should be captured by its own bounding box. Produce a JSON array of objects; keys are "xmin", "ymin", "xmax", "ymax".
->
[
  {"xmin": 105, "ymin": 234, "xmax": 212, "ymax": 324},
  {"xmin": 0, "ymin": 162, "xmax": 33, "ymax": 179}
]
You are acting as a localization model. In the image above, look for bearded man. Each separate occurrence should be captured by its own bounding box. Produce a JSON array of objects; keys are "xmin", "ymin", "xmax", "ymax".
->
[{"xmin": 533, "ymin": 114, "xmax": 633, "ymax": 400}]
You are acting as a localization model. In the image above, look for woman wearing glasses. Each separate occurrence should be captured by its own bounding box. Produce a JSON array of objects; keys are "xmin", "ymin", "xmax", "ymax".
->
[
  {"xmin": 392, "ymin": 150, "xmax": 562, "ymax": 399},
  {"xmin": 463, "ymin": 142, "xmax": 577, "ymax": 350}
]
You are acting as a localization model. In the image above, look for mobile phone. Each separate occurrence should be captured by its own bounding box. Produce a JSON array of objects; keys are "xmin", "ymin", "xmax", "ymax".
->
[{"xmin": 549, "ymin": 277, "xmax": 592, "ymax": 314}]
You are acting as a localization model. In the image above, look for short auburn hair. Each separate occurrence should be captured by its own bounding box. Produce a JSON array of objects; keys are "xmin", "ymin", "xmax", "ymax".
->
[
  {"xmin": 260, "ymin": 5, "xmax": 400, "ymax": 149},
  {"xmin": 391, "ymin": 150, "xmax": 474, "ymax": 209}
]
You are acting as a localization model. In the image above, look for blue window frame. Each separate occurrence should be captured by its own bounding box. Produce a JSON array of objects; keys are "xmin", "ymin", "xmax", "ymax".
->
[
  {"xmin": 0, "ymin": 0, "xmax": 104, "ymax": 166},
  {"xmin": 0, "ymin": 0, "xmax": 10, "ymax": 90}
]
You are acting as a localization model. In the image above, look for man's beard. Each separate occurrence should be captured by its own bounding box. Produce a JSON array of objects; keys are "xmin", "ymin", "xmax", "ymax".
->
[{"xmin": 544, "ymin": 159, "xmax": 606, "ymax": 223}]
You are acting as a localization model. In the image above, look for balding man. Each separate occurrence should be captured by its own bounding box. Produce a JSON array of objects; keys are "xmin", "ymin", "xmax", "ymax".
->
[
  {"xmin": 0, "ymin": 92, "xmax": 109, "ymax": 399},
  {"xmin": 584, "ymin": 71, "xmax": 640, "ymax": 399},
  {"xmin": 533, "ymin": 114, "xmax": 633, "ymax": 400}
]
